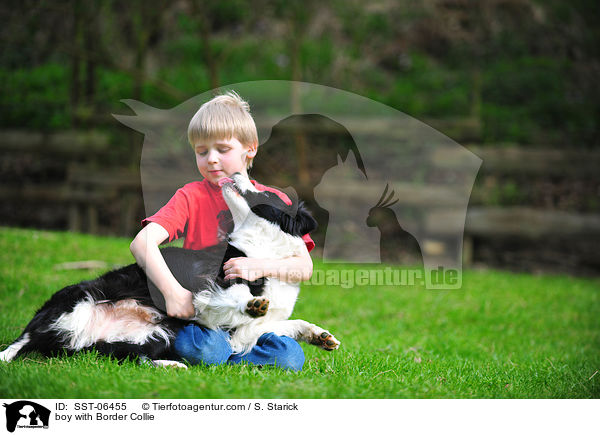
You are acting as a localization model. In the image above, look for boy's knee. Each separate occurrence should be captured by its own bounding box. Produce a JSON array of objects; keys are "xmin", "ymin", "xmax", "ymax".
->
[
  {"xmin": 259, "ymin": 333, "xmax": 305, "ymax": 371},
  {"xmin": 174, "ymin": 325, "xmax": 231, "ymax": 365}
]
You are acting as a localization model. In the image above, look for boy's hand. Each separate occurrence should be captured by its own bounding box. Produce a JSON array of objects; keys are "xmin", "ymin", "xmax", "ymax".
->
[
  {"xmin": 223, "ymin": 257, "xmax": 267, "ymax": 282},
  {"xmin": 165, "ymin": 286, "xmax": 195, "ymax": 319}
]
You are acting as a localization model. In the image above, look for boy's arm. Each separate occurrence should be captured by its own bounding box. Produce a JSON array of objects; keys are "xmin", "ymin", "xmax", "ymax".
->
[
  {"xmin": 130, "ymin": 222, "xmax": 195, "ymax": 319},
  {"xmin": 223, "ymin": 246, "xmax": 313, "ymax": 284}
]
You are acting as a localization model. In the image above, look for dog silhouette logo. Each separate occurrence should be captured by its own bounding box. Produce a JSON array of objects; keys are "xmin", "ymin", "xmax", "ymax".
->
[{"xmin": 3, "ymin": 401, "xmax": 50, "ymax": 432}]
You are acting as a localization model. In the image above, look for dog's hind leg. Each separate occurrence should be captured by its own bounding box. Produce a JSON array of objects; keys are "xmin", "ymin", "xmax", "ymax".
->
[
  {"xmin": 232, "ymin": 319, "xmax": 340, "ymax": 353},
  {"xmin": 303, "ymin": 325, "xmax": 341, "ymax": 351},
  {"xmin": 272, "ymin": 320, "xmax": 340, "ymax": 351},
  {"xmin": 90, "ymin": 337, "xmax": 173, "ymax": 361}
]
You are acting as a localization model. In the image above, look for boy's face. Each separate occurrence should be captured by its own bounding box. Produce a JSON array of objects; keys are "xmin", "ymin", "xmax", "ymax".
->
[{"xmin": 194, "ymin": 136, "xmax": 257, "ymax": 184}]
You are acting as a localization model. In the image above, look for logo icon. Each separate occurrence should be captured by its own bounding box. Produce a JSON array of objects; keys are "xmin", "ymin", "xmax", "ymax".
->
[{"xmin": 3, "ymin": 401, "xmax": 50, "ymax": 433}]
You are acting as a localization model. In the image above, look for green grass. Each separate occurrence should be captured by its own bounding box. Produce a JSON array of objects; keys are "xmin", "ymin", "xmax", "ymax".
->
[{"xmin": 0, "ymin": 227, "xmax": 598, "ymax": 398}]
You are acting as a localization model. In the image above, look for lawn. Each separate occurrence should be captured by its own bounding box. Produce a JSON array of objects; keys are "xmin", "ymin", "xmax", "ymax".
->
[{"xmin": 0, "ymin": 227, "xmax": 598, "ymax": 398}]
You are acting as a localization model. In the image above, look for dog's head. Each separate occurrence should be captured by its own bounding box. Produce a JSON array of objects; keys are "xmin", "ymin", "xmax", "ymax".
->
[{"xmin": 219, "ymin": 173, "xmax": 317, "ymax": 238}]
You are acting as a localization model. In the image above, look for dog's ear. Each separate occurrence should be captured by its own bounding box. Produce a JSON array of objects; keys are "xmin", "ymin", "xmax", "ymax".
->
[
  {"xmin": 295, "ymin": 201, "xmax": 318, "ymax": 235},
  {"xmin": 276, "ymin": 201, "xmax": 318, "ymax": 236},
  {"xmin": 250, "ymin": 195, "xmax": 318, "ymax": 237}
]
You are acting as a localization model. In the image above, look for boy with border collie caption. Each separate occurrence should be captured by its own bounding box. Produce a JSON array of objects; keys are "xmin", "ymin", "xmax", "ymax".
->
[{"xmin": 130, "ymin": 91, "xmax": 317, "ymax": 371}]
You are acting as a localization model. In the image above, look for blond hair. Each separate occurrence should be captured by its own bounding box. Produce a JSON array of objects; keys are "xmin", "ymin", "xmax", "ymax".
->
[{"xmin": 188, "ymin": 91, "xmax": 259, "ymax": 169}]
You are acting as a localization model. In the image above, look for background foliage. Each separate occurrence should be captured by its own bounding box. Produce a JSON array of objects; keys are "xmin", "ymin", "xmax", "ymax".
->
[{"xmin": 1, "ymin": 0, "xmax": 598, "ymax": 147}]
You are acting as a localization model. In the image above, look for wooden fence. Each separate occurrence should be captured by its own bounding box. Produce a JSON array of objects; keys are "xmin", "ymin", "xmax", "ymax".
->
[{"xmin": 1, "ymin": 129, "xmax": 599, "ymax": 271}]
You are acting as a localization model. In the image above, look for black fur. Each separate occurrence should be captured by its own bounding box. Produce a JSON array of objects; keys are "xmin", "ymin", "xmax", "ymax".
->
[{"xmin": 10, "ymin": 245, "xmax": 258, "ymax": 362}]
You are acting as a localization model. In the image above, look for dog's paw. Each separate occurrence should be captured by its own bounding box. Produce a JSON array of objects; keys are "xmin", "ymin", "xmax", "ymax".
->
[
  {"xmin": 310, "ymin": 329, "xmax": 340, "ymax": 351},
  {"xmin": 153, "ymin": 359, "xmax": 188, "ymax": 369},
  {"xmin": 140, "ymin": 358, "xmax": 188, "ymax": 369},
  {"xmin": 246, "ymin": 297, "xmax": 269, "ymax": 317}
]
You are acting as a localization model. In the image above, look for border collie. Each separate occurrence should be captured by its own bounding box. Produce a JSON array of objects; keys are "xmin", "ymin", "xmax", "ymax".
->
[{"xmin": 0, "ymin": 173, "xmax": 340, "ymax": 368}]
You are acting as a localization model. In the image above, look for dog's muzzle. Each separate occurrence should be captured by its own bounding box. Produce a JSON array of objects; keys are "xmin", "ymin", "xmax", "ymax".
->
[
  {"xmin": 218, "ymin": 177, "xmax": 234, "ymax": 187},
  {"xmin": 218, "ymin": 176, "xmax": 243, "ymax": 196}
]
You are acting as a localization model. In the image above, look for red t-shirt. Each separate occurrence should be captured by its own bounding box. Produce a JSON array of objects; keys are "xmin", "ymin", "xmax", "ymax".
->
[{"xmin": 142, "ymin": 178, "xmax": 315, "ymax": 252}]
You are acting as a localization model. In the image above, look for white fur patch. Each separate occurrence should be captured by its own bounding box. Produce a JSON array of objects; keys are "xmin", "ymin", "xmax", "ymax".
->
[
  {"xmin": 0, "ymin": 332, "xmax": 30, "ymax": 362},
  {"xmin": 50, "ymin": 297, "xmax": 172, "ymax": 350},
  {"xmin": 229, "ymin": 214, "xmax": 306, "ymax": 259}
]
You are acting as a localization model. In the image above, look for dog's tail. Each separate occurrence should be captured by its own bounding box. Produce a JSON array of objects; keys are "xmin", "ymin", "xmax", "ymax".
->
[{"xmin": 0, "ymin": 332, "xmax": 31, "ymax": 363}]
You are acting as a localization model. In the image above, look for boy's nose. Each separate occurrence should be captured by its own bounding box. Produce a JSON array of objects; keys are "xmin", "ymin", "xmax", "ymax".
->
[{"xmin": 207, "ymin": 150, "xmax": 219, "ymax": 163}]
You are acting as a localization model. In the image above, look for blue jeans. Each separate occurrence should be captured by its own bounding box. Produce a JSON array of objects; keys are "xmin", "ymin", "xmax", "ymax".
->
[{"xmin": 174, "ymin": 324, "xmax": 305, "ymax": 371}]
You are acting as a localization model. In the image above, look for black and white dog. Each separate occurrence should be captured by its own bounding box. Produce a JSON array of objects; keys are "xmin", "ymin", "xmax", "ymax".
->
[{"xmin": 0, "ymin": 173, "xmax": 340, "ymax": 368}]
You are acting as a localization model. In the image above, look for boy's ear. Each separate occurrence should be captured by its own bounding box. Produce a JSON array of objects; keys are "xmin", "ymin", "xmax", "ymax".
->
[{"xmin": 246, "ymin": 142, "xmax": 258, "ymax": 158}]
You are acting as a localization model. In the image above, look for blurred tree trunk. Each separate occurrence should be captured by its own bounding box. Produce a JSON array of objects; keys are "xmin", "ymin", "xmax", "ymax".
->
[
  {"xmin": 70, "ymin": 0, "xmax": 100, "ymax": 127},
  {"xmin": 84, "ymin": 8, "xmax": 97, "ymax": 109},
  {"xmin": 70, "ymin": 0, "xmax": 82, "ymax": 127},
  {"xmin": 191, "ymin": 0, "xmax": 220, "ymax": 90},
  {"xmin": 129, "ymin": 0, "xmax": 165, "ymax": 166},
  {"xmin": 200, "ymin": 16, "xmax": 219, "ymax": 90},
  {"xmin": 132, "ymin": 0, "xmax": 150, "ymax": 104},
  {"xmin": 290, "ymin": 34, "xmax": 309, "ymax": 186},
  {"xmin": 286, "ymin": 4, "xmax": 315, "ymax": 188},
  {"xmin": 471, "ymin": 68, "xmax": 482, "ymax": 119}
]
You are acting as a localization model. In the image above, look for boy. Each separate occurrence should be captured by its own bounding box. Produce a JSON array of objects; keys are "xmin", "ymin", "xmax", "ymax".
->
[{"xmin": 129, "ymin": 92, "xmax": 315, "ymax": 371}]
